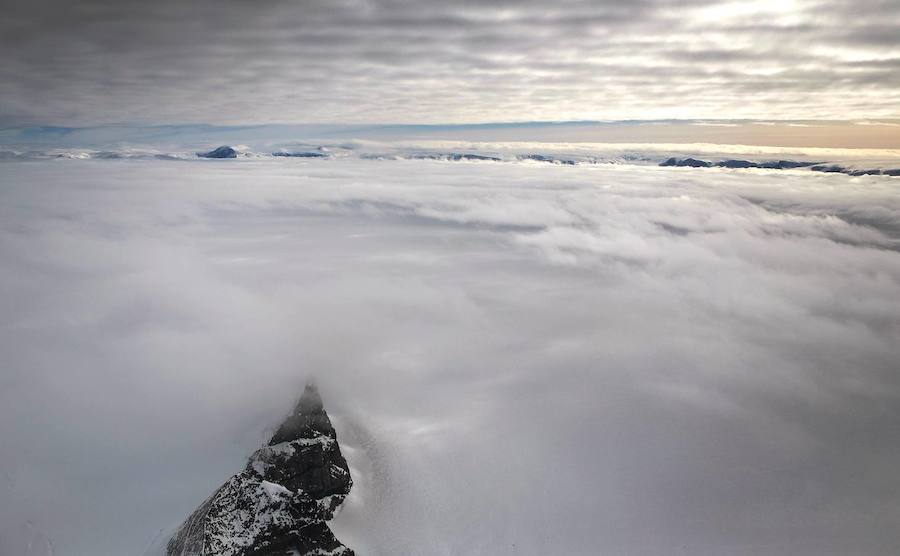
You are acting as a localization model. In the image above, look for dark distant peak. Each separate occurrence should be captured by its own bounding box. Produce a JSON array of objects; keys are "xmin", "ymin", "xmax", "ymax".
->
[
  {"xmin": 657, "ymin": 156, "xmax": 900, "ymax": 177},
  {"xmin": 810, "ymin": 164, "xmax": 847, "ymax": 173},
  {"xmin": 849, "ymin": 169, "xmax": 882, "ymax": 176},
  {"xmin": 660, "ymin": 157, "xmax": 711, "ymax": 167},
  {"xmin": 678, "ymin": 158, "xmax": 711, "ymax": 167},
  {"xmin": 268, "ymin": 381, "xmax": 333, "ymax": 445},
  {"xmin": 197, "ymin": 145, "xmax": 237, "ymax": 158},
  {"xmin": 759, "ymin": 160, "xmax": 817, "ymax": 169},
  {"xmin": 809, "ymin": 165, "xmax": 900, "ymax": 176},
  {"xmin": 716, "ymin": 159, "xmax": 759, "ymax": 168},
  {"xmin": 662, "ymin": 157, "xmax": 823, "ymax": 170}
]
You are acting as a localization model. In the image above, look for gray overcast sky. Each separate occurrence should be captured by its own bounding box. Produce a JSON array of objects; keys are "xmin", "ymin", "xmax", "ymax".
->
[{"xmin": 2, "ymin": 0, "xmax": 900, "ymax": 126}]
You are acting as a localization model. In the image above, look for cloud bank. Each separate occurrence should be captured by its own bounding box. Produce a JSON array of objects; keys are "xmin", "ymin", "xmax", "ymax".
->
[
  {"xmin": 1, "ymin": 157, "xmax": 899, "ymax": 554},
  {"xmin": 2, "ymin": 0, "xmax": 900, "ymax": 125}
]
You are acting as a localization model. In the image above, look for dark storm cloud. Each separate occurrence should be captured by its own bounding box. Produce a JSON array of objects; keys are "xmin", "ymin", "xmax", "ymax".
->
[{"xmin": 1, "ymin": 0, "xmax": 898, "ymax": 125}]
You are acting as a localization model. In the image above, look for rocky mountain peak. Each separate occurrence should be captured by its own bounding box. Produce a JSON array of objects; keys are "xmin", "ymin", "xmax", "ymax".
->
[
  {"xmin": 268, "ymin": 382, "xmax": 330, "ymax": 445},
  {"xmin": 166, "ymin": 382, "xmax": 354, "ymax": 556}
]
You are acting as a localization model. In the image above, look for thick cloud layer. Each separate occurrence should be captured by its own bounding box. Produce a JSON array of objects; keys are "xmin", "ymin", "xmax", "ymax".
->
[
  {"xmin": 2, "ymin": 0, "xmax": 900, "ymax": 125},
  {"xmin": 1, "ymin": 157, "xmax": 899, "ymax": 555}
]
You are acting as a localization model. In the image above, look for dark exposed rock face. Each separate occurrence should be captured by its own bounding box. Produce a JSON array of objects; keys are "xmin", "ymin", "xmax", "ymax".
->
[
  {"xmin": 167, "ymin": 383, "xmax": 354, "ymax": 556},
  {"xmin": 197, "ymin": 146, "xmax": 237, "ymax": 159}
]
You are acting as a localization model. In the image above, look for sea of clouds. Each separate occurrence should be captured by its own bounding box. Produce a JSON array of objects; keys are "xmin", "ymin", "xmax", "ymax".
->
[{"xmin": 1, "ymin": 156, "xmax": 899, "ymax": 555}]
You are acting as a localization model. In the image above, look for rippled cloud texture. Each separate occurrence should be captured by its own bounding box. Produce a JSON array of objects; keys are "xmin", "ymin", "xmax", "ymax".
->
[
  {"xmin": 2, "ymin": 0, "xmax": 900, "ymax": 125},
  {"xmin": 1, "ymin": 158, "xmax": 899, "ymax": 554}
]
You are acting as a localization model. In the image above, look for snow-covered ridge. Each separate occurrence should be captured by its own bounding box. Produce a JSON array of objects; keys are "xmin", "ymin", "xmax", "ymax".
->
[{"xmin": 166, "ymin": 383, "xmax": 354, "ymax": 556}]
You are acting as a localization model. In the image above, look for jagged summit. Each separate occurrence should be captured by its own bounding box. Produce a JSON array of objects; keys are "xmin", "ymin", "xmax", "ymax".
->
[
  {"xmin": 166, "ymin": 382, "xmax": 354, "ymax": 556},
  {"xmin": 269, "ymin": 382, "xmax": 330, "ymax": 445}
]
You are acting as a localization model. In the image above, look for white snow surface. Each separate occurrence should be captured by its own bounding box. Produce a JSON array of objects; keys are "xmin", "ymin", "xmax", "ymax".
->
[
  {"xmin": 1, "ymin": 154, "xmax": 900, "ymax": 555},
  {"xmin": 193, "ymin": 472, "xmax": 299, "ymax": 556}
]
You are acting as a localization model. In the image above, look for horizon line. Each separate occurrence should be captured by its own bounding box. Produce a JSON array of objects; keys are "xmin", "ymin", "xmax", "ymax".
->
[{"xmin": 5, "ymin": 118, "xmax": 900, "ymax": 133}]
